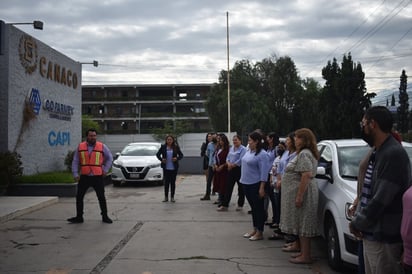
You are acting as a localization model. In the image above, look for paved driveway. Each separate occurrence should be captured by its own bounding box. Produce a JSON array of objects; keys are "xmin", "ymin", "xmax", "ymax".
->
[{"xmin": 0, "ymin": 175, "xmax": 356, "ymax": 274}]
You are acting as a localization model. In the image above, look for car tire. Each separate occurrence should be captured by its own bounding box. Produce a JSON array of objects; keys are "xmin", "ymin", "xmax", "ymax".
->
[
  {"xmin": 156, "ymin": 180, "xmax": 164, "ymax": 186},
  {"xmin": 326, "ymin": 217, "xmax": 343, "ymax": 270},
  {"xmin": 113, "ymin": 181, "xmax": 121, "ymax": 187}
]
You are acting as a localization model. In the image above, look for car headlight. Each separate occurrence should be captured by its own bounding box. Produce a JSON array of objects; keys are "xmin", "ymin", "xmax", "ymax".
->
[
  {"xmin": 345, "ymin": 202, "xmax": 355, "ymax": 221},
  {"xmin": 149, "ymin": 163, "xmax": 161, "ymax": 168}
]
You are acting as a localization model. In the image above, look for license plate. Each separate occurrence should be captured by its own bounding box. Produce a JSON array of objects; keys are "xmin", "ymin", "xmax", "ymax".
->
[{"xmin": 130, "ymin": 173, "xmax": 140, "ymax": 179}]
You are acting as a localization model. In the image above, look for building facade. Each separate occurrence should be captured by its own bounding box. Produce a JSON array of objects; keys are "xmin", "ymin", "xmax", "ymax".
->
[
  {"xmin": 0, "ymin": 21, "xmax": 82, "ymax": 175},
  {"xmin": 82, "ymin": 84, "xmax": 213, "ymax": 134}
]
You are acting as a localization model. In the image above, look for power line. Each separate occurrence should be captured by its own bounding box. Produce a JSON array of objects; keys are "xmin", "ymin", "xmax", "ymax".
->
[{"xmin": 347, "ymin": 0, "xmax": 410, "ymax": 53}]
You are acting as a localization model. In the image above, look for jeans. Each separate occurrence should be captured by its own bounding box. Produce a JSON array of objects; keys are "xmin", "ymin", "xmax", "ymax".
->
[
  {"xmin": 243, "ymin": 182, "xmax": 265, "ymax": 232},
  {"xmin": 164, "ymin": 169, "xmax": 178, "ymax": 198},
  {"xmin": 76, "ymin": 175, "xmax": 108, "ymax": 217}
]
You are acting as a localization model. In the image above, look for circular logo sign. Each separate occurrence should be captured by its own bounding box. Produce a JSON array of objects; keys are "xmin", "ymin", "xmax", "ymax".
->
[{"xmin": 19, "ymin": 34, "xmax": 38, "ymax": 74}]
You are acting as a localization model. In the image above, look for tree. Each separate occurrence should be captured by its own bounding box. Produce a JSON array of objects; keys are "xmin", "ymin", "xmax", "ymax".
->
[
  {"xmin": 397, "ymin": 70, "xmax": 409, "ymax": 133},
  {"xmin": 152, "ymin": 120, "xmax": 189, "ymax": 142},
  {"xmin": 82, "ymin": 115, "xmax": 101, "ymax": 136},
  {"xmin": 206, "ymin": 55, "xmax": 323, "ymax": 137},
  {"xmin": 320, "ymin": 53, "xmax": 374, "ymax": 138}
]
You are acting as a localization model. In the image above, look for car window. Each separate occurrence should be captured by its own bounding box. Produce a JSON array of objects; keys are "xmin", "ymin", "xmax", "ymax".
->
[
  {"xmin": 121, "ymin": 145, "xmax": 159, "ymax": 156},
  {"xmin": 337, "ymin": 146, "xmax": 370, "ymax": 179},
  {"xmin": 318, "ymin": 145, "xmax": 332, "ymax": 168}
]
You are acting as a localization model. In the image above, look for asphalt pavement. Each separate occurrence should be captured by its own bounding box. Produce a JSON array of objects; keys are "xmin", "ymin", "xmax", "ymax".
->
[{"xmin": 0, "ymin": 175, "xmax": 356, "ymax": 274}]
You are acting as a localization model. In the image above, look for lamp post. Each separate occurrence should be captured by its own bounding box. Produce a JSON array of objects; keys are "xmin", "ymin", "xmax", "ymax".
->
[
  {"xmin": 80, "ymin": 60, "xmax": 98, "ymax": 67},
  {"xmin": 9, "ymin": 20, "xmax": 44, "ymax": 30},
  {"xmin": 226, "ymin": 11, "xmax": 231, "ymax": 138}
]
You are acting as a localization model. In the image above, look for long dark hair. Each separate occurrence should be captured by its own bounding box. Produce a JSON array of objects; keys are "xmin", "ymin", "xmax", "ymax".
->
[
  {"xmin": 267, "ymin": 132, "xmax": 280, "ymax": 149},
  {"xmin": 286, "ymin": 132, "xmax": 296, "ymax": 153},
  {"xmin": 249, "ymin": 131, "xmax": 264, "ymax": 155},
  {"xmin": 164, "ymin": 134, "xmax": 179, "ymax": 151}
]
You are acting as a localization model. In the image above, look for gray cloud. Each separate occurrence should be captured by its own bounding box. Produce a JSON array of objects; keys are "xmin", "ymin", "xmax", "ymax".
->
[{"xmin": 1, "ymin": 0, "xmax": 411, "ymax": 93}]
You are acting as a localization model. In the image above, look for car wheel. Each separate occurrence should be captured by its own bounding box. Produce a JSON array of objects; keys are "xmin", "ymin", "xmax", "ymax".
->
[
  {"xmin": 113, "ymin": 181, "xmax": 121, "ymax": 187},
  {"xmin": 326, "ymin": 217, "xmax": 343, "ymax": 270},
  {"xmin": 157, "ymin": 180, "xmax": 164, "ymax": 186}
]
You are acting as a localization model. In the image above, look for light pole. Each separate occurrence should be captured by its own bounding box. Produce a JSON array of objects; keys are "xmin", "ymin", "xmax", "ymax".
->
[
  {"xmin": 80, "ymin": 60, "xmax": 98, "ymax": 67},
  {"xmin": 9, "ymin": 20, "xmax": 44, "ymax": 30},
  {"xmin": 226, "ymin": 11, "xmax": 231, "ymax": 138}
]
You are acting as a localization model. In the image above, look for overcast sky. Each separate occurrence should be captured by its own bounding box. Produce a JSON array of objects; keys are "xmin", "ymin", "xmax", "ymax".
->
[{"xmin": 1, "ymin": 0, "xmax": 411, "ymax": 97}]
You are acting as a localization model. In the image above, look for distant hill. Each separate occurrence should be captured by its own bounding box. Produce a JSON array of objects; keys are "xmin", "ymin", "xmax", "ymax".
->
[{"xmin": 371, "ymin": 89, "xmax": 412, "ymax": 109}]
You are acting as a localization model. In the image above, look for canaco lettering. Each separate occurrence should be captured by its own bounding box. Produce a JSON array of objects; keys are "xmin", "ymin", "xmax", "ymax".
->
[{"xmin": 39, "ymin": 57, "xmax": 78, "ymax": 89}]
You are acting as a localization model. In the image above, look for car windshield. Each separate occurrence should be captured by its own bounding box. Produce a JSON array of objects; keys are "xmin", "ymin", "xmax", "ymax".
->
[
  {"xmin": 337, "ymin": 145, "xmax": 412, "ymax": 179},
  {"xmin": 337, "ymin": 146, "xmax": 370, "ymax": 179},
  {"xmin": 121, "ymin": 144, "xmax": 159, "ymax": 156}
]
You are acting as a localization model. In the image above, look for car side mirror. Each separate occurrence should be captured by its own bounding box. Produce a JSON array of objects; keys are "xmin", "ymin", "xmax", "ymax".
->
[{"xmin": 316, "ymin": 166, "xmax": 333, "ymax": 183}]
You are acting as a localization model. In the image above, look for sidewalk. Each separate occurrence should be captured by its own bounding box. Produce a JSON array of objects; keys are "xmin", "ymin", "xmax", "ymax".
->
[{"xmin": 0, "ymin": 196, "xmax": 59, "ymax": 223}]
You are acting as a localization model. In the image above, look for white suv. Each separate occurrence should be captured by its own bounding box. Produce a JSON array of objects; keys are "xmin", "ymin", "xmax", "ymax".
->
[{"xmin": 316, "ymin": 139, "xmax": 412, "ymax": 270}]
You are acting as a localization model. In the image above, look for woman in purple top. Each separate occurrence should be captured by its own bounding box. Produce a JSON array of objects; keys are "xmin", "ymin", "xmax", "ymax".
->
[{"xmin": 240, "ymin": 131, "xmax": 271, "ymax": 241}]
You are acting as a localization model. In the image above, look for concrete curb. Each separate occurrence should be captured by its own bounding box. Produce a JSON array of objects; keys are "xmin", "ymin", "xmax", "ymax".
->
[{"xmin": 0, "ymin": 196, "xmax": 59, "ymax": 223}]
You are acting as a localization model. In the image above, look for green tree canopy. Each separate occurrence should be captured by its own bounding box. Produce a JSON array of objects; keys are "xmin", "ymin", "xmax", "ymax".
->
[{"xmin": 320, "ymin": 53, "xmax": 374, "ymax": 138}]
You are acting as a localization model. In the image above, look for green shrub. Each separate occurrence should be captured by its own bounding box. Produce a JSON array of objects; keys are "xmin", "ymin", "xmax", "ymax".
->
[
  {"xmin": 17, "ymin": 171, "xmax": 74, "ymax": 184},
  {"xmin": 64, "ymin": 150, "xmax": 75, "ymax": 172},
  {"xmin": 0, "ymin": 151, "xmax": 23, "ymax": 190}
]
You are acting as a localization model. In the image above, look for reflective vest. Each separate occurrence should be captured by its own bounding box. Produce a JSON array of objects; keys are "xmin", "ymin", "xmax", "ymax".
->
[{"xmin": 78, "ymin": 141, "xmax": 104, "ymax": 175}]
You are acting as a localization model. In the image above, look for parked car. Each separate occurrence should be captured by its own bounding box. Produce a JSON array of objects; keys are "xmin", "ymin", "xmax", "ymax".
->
[
  {"xmin": 316, "ymin": 139, "xmax": 412, "ymax": 270},
  {"xmin": 111, "ymin": 142, "xmax": 163, "ymax": 186}
]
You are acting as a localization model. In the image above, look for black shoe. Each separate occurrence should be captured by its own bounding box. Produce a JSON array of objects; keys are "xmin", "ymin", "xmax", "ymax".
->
[
  {"xmin": 102, "ymin": 215, "xmax": 113, "ymax": 224},
  {"xmin": 247, "ymin": 210, "xmax": 252, "ymax": 214},
  {"xmin": 200, "ymin": 195, "xmax": 210, "ymax": 201},
  {"xmin": 268, "ymin": 233, "xmax": 284, "ymax": 240},
  {"xmin": 67, "ymin": 216, "xmax": 83, "ymax": 223}
]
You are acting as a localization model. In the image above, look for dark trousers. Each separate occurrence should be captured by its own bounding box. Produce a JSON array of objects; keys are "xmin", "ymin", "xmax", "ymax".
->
[
  {"xmin": 358, "ymin": 241, "xmax": 365, "ymax": 274},
  {"xmin": 243, "ymin": 182, "xmax": 265, "ymax": 232},
  {"xmin": 222, "ymin": 166, "xmax": 244, "ymax": 207},
  {"xmin": 264, "ymin": 175, "xmax": 276, "ymax": 223},
  {"xmin": 164, "ymin": 169, "xmax": 177, "ymax": 198},
  {"xmin": 273, "ymin": 191, "xmax": 281, "ymax": 224},
  {"xmin": 404, "ymin": 263, "xmax": 412, "ymax": 274},
  {"xmin": 205, "ymin": 166, "xmax": 214, "ymax": 196},
  {"xmin": 76, "ymin": 175, "xmax": 108, "ymax": 217}
]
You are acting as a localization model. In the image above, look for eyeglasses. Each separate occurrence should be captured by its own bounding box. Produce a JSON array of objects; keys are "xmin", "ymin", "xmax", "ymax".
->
[{"xmin": 359, "ymin": 120, "xmax": 370, "ymax": 128}]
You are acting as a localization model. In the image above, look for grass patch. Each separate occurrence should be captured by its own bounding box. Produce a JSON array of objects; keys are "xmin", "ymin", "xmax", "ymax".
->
[{"xmin": 16, "ymin": 171, "xmax": 74, "ymax": 184}]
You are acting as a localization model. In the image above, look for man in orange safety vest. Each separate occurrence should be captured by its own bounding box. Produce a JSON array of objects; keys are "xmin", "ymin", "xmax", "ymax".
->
[{"xmin": 67, "ymin": 128, "xmax": 113, "ymax": 224}]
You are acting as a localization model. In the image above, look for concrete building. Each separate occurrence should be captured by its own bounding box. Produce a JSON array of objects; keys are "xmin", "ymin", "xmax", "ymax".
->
[
  {"xmin": 0, "ymin": 21, "xmax": 82, "ymax": 175},
  {"xmin": 82, "ymin": 84, "xmax": 213, "ymax": 134}
]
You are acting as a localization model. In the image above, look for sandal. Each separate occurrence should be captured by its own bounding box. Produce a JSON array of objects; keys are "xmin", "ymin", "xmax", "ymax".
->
[
  {"xmin": 249, "ymin": 235, "xmax": 263, "ymax": 241},
  {"xmin": 243, "ymin": 231, "xmax": 256, "ymax": 238},
  {"xmin": 282, "ymin": 245, "xmax": 301, "ymax": 252}
]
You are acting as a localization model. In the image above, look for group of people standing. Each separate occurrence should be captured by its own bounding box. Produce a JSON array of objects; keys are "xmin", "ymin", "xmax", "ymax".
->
[{"xmin": 200, "ymin": 128, "xmax": 321, "ymax": 265}]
